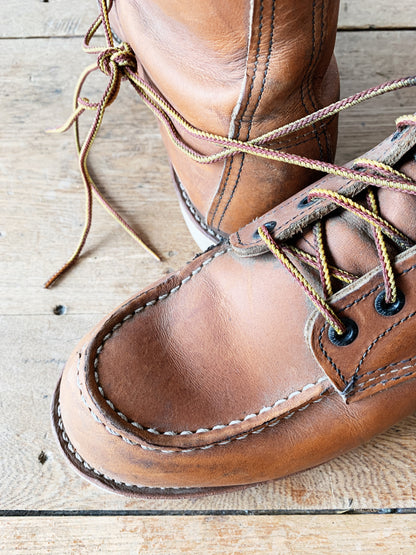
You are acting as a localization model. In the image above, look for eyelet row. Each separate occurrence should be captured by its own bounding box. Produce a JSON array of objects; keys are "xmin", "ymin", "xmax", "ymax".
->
[{"xmin": 328, "ymin": 288, "xmax": 406, "ymax": 347}]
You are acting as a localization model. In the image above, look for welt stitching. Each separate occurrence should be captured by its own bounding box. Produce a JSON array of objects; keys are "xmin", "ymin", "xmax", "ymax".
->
[
  {"xmin": 209, "ymin": 0, "xmax": 264, "ymax": 228},
  {"xmin": 56, "ymin": 406, "xmax": 184, "ymax": 490},
  {"xmin": 217, "ymin": 0, "xmax": 276, "ymax": 229},
  {"xmin": 176, "ymin": 177, "xmax": 223, "ymax": 241},
  {"xmin": 355, "ymin": 359, "xmax": 416, "ymax": 389}
]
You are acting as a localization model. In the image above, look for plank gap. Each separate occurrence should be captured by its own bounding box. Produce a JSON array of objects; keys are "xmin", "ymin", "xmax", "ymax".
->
[{"xmin": 2, "ymin": 508, "xmax": 416, "ymax": 517}]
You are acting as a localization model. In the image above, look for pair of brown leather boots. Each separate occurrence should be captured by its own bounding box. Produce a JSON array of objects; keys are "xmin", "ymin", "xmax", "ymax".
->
[{"xmin": 52, "ymin": 0, "xmax": 416, "ymax": 497}]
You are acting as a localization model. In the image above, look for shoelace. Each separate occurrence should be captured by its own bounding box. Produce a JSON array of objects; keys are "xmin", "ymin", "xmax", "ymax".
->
[
  {"xmin": 45, "ymin": 0, "xmax": 416, "ymax": 287},
  {"xmin": 258, "ymin": 114, "xmax": 416, "ymax": 337}
]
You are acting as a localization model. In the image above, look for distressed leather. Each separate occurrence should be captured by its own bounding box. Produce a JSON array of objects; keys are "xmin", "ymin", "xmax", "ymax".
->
[
  {"xmin": 109, "ymin": 0, "xmax": 340, "ymax": 241},
  {"xmin": 53, "ymin": 123, "xmax": 416, "ymax": 495}
]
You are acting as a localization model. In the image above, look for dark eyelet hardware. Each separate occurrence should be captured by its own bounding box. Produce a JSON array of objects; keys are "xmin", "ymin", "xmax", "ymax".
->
[
  {"xmin": 374, "ymin": 288, "xmax": 405, "ymax": 317},
  {"xmin": 253, "ymin": 220, "xmax": 276, "ymax": 239},
  {"xmin": 391, "ymin": 127, "xmax": 406, "ymax": 142},
  {"xmin": 328, "ymin": 317, "xmax": 359, "ymax": 347},
  {"xmin": 297, "ymin": 196, "xmax": 317, "ymax": 209}
]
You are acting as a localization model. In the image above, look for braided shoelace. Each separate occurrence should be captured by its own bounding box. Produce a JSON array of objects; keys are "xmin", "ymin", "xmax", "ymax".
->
[
  {"xmin": 45, "ymin": 0, "xmax": 416, "ymax": 287},
  {"xmin": 258, "ymin": 114, "xmax": 416, "ymax": 336}
]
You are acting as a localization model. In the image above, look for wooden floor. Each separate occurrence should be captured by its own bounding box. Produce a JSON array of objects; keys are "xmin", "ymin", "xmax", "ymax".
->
[{"xmin": 1, "ymin": 1, "xmax": 416, "ymax": 552}]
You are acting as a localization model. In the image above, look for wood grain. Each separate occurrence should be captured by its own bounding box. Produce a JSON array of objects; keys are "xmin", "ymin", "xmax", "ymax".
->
[
  {"xmin": 2, "ymin": 515, "xmax": 416, "ymax": 554},
  {"xmin": 3, "ymin": 0, "xmax": 416, "ymax": 38},
  {"xmin": 1, "ymin": 0, "xmax": 416, "ymax": 523}
]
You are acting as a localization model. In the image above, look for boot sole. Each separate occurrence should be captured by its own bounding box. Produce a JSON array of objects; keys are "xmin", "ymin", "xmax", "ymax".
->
[
  {"xmin": 171, "ymin": 167, "xmax": 226, "ymax": 250},
  {"xmin": 51, "ymin": 376, "xmax": 248, "ymax": 498}
]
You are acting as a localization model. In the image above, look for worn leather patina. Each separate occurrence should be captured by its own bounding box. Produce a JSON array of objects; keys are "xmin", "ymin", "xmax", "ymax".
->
[
  {"xmin": 53, "ymin": 123, "xmax": 416, "ymax": 496},
  {"xmin": 109, "ymin": 0, "xmax": 340, "ymax": 241}
]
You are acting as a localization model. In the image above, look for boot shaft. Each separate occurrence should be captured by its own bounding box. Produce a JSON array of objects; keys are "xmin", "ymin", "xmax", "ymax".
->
[{"xmin": 111, "ymin": 0, "xmax": 341, "ymax": 237}]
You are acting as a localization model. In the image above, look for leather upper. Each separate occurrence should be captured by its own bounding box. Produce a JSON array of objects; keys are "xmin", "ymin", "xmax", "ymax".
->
[
  {"xmin": 54, "ymin": 122, "xmax": 416, "ymax": 493},
  {"xmin": 110, "ymin": 0, "xmax": 340, "ymax": 237}
]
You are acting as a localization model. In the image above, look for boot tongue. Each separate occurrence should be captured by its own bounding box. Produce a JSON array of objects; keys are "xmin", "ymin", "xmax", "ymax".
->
[{"xmin": 296, "ymin": 151, "xmax": 416, "ymax": 283}]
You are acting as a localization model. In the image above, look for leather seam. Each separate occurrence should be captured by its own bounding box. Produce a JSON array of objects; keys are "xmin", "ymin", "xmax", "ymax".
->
[
  {"xmin": 74, "ymin": 365, "xmax": 331, "ymax": 452},
  {"xmin": 351, "ymin": 310, "xmax": 416, "ymax": 382},
  {"xmin": 355, "ymin": 354, "xmax": 416, "ymax": 381},
  {"xmin": 209, "ymin": 0, "xmax": 265, "ymax": 228},
  {"xmin": 93, "ymin": 372, "xmax": 329, "ymax": 436},
  {"xmin": 82, "ymin": 244, "xmax": 329, "ymax": 438},
  {"xmin": 318, "ymin": 0, "xmax": 332, "ymax": 158},
  {"xmin": 300, "ymin": 0, "xmax": 323, "ymax": 160},
  {"xmin": 355, "ymin": 367, "xmax": 416, "ymax": 395},
  {"xmin": 217, "ymin": 0, "xmax": 276, "ymax": 229},
  {"xmin": 56, "ymin": 404, "xmax": 185, "ymax": 490},
  {"xmin": 355, "ymin": 359, "xmax": 416, "ymax": 391}
]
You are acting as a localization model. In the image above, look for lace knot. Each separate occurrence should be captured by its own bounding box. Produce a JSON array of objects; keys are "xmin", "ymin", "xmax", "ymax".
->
[{"xmin": 97, "ymin": 42, "xmax": 137, "ymax": 77}]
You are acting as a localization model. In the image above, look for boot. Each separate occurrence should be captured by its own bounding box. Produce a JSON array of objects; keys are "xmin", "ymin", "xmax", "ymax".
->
[
  {"xmin": 109, "ymin": 0, "xmax": 340, "ymax": 248},
  {"xmin": 52, "ymin": 99, "xmax": 416, "ymax": 495}
]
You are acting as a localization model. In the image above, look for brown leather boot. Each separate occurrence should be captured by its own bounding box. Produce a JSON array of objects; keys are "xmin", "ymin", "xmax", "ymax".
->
[
  {"xmin": 108, "ymin": 0, "xmax": 340, "ymax": 247},
  {"xmin": 52, "ymin": 105, "xmax": 416, "ymax": 496},
  {"xmin": 46, "ymin": 0, "xmax": 340, "ymax": 287}
]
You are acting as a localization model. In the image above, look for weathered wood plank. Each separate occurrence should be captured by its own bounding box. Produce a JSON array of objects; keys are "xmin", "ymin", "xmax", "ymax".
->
[
  {"xmin": 2, "ymin": 515, "xmax": 416, "ymax": 553},
  {"xmin": 2, "ymin": 1, "xmax": 98, "ymax": 38},
  {"xmin": 3, "ymin": 0, "xmax": 416, "ymax": 38},
  {"xmin": 338, "ymin": 0, "xmax": 416, "ymax": 29}
]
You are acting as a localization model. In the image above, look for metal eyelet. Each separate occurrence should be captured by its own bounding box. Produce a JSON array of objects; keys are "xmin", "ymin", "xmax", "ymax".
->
[
  {"xmin": 253, "ymin": 220, "xmax": 276, "ymax": 239},
  {"xmin": 328, "ymin": 317, "xmax": 359, "ymax": 347},
  {"xmin": 374, "ymin": 289, "xmax": 405, "ymax": 317},
  {"xmin": 297, "ymin": 196, "xmax": 317, "ymax": 209}
]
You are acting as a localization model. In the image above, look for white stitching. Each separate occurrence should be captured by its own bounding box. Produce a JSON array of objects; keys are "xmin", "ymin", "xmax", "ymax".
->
[
  {"xmin": 98, "ymin": 372, "xmax": 329, "ymax": 436},
  {"xmin": 76, "ymin": 241, "xmax": 330, "ymax": 442},
  {"xmin": 76, "ymin": 360, "xmax": 330, "ymax": 452},
  {"xmin": 56, "ymin": 411, "xmax": 184, "ymax": 490}
]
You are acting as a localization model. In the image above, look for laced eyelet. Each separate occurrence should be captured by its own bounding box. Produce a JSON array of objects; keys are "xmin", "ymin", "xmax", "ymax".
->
[
  {"xmin": 297, "ymin": 196, "xmax": 317, "ymax": 209},
  {"xmin": 374, "ymin": 289, "xmax": 405, "ymax": 317},
  {"xmin": 328, "ymin": 317, "xmax": 359, "ymax": 347},
  {"xmin": 253, "ymin": 220, "xmax": 276, "ymax": 239}
]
